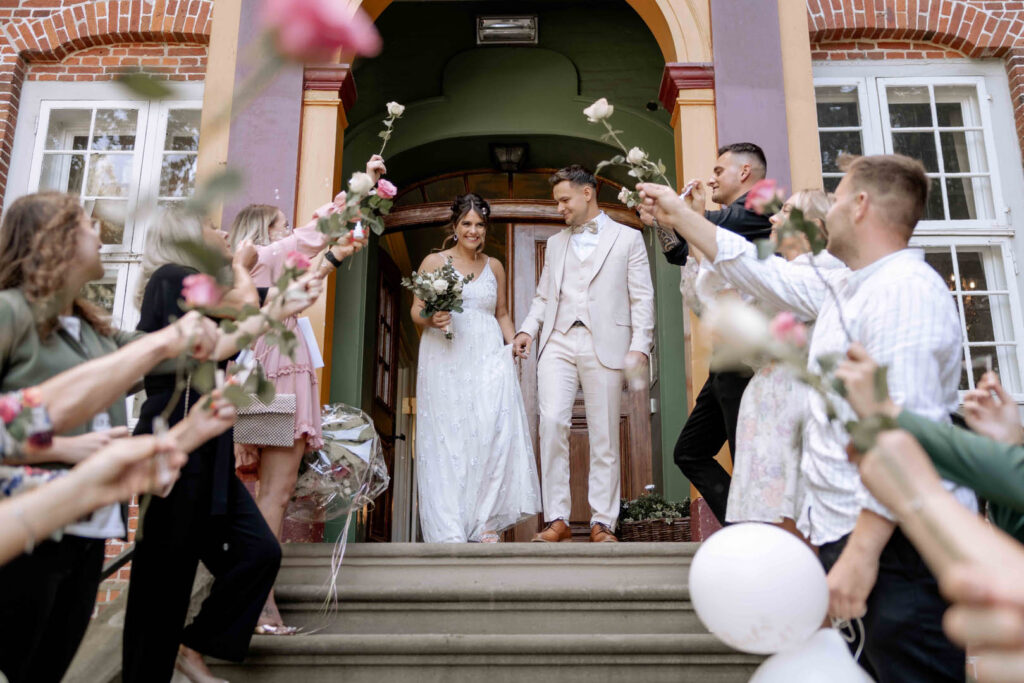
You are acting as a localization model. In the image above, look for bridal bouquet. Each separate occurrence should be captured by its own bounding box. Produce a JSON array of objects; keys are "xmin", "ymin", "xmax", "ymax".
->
[
  {"xmin": 287, "ymin": 403, "xmax": 389, "ymax": 524},
  {"xmin": 401, "ymin": 259, "xmax": 471, "ymax": 340}
]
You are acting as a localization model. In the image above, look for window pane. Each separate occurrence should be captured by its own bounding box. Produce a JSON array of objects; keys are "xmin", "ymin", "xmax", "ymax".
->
[
  {"xmin": 939, "ymin": 131, "xmax": 989, "ymax": 173},
  {"xmin": 815, "ymin": 86, "xmax": 861, "ymax": 126},
  {"xmin": 924, "ymin": 249, "xmax": 955, "ymax": 291},
  {"xmin": 957, "ymin": 249, "xmax": 990, "ymax": 290},
  {"xmin": 423, "ymin": 176, "xmax": 466, "ymax": 203},
  {"xmin": 82, "ymin": 281, "xmax": 116, "ymax": 314},
  {"xmin": 964, "ymin": 294, "xmax": 1001, "ymax": 342},
  {"xmin": 39, "ymin": 153, "xmax": 85, "ymax": 193},
  {"xmin": 159, "ymin": 154, "xmax": 197, "ymax": 197},
  {"xmin": 86, "ymin": 153, "xmax": 133, "ymax": 197},
  {"xmin": 92, "ymin": 109, "xmax": 137, "ymax": 151},
  {"xmin": 946, "ymin": 176, "xmax": 993, "ymax": 220},
  {"xmin": 819, "ymin": 131, "xmax": 863, "ymax": 172},
  {"xmin": 513, "ymin": 172, "xmax": 554, "ymax": 199},
  {"xmin": 466, "ymin": 173, "xmax": 509, "ymax": 199},
  {"xmin": 45, "ymin": 109, "xmax": 92, "ymax": 150},
  {"xmin": 823, "ymin": 176, "xmax": 841, "ymax": 193},
  {"xmin": 934, "ymin": 85, "xmax": 982, "ymax": 127},
  {"xmin": 892, "ymin": 132, "xmax": 939, "ymax": 171},
  {"xmin": 970, "ymin": 345, "xmax": 1021, "ymax": 393},
  {"xmin": 165, "ymin": 109, "xmax": 201, "ymax": 151},
  {"xmin": 887, "ymin": 86, "xmax": 933, "ymax": 128},
  {"xmin": 924, "ymin": 177, "xmax": 944, "ymax": 220}
]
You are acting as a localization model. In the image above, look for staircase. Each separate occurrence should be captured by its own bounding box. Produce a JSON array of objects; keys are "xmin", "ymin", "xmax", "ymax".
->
[{"xmin": 208, "ymin": 542, "xmax": 762, "ymax": 682}]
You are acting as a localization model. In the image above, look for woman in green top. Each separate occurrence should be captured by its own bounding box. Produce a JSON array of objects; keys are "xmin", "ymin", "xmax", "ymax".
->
[
  {"xmin": 835, "ymin": 342, "xmax": 1024, "ymax": 542},
  {"xmin": 0, "ymin": 192, "xmax": 236, "ymax": 683}
]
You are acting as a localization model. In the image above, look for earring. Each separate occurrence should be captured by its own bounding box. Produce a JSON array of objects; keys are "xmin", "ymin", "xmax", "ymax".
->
[{"xmin": 453, "ymin": 235, "xmax": 458, "ymax": 242}]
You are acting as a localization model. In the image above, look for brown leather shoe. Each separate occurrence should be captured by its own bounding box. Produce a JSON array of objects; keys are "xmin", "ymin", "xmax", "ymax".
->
[
  {"xmin": 532, "ymin": 519, "xmax": 572, "ymax": 542},
  {"xmin": 590, "ymin": 522, "xmax": 618, "ymax": 543}
]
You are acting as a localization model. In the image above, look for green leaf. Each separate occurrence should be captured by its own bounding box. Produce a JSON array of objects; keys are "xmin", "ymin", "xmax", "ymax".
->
[
  {"xmin": 755, "ymin": 239, "xmax": 775, "ymax": 260},
  {"xmin": 242, "ymin": 368, "xmax": 260, "ymax": 394},
  {"xmin": 219, "ymin": 319, "xmax": 238, "ymax": 334},
  {"xmin": 816, "ymin": 352, "xmax": 842, "ymax": 375},
  {"xmin": 831, "ymin": 376, "xmax": 848, "ymax": 398},
  {"xmin": 170, "ymin": 236, "xmax": 231, "ymax": 279},
  {"xmin": 222, "ymin": 384, "xmax": 254, "ymax": 409},
  {"xmin": 846, "ymin": 415, "xmax": 899, "ymax": 453},
  {"xmin": 117, "ymin": 72, "xmax": 174, "ymax": 100},
  {"xmin": 379, "ymin": 130, "xmax": 389, "ymax": 139},
  {"xmin": 183, "ymin": 167, "xmax": 244, "ymax": 217},
  {"xmin": 378, "ymin": 199, "xmax": 393, "ymax": 213},
  {"xmin": 873, "ymin": 365, "xmax": 890, "ymax": 403},
  {"xmin": 368, "ymin": 195, "xmax": 381, "ymax": 208},
  {"xmin": 256, "ymin": 376, "xmax": 277, "ymax": 405},
  {"xmin": 191, "ymin": 361, "xmax": 216, "ymax": 394}
]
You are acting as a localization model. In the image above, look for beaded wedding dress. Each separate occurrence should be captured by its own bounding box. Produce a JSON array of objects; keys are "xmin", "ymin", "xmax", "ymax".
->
[{"xmin": 415, "ymin": 258, "xmax": 542, "ymax": 542}]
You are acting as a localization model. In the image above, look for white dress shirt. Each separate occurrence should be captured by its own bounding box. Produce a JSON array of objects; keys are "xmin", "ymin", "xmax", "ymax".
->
[
  {"xmin": 712, "ymin": 229, "xmax": 977, "ymax": 545},
  {"xmin": 570, "ymin": 211, "xmax": 605, "ymax": 260}
]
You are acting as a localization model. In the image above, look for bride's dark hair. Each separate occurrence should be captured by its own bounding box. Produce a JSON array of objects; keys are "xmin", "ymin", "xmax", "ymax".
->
[{"xmin": 442, "ymin": 193, "xmax": 490, "ymax": 253}]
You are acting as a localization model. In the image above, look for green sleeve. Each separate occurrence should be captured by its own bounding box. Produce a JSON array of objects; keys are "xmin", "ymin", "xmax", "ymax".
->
[
  {"xmin": 897, "ymin": 410, "xmax": 1024, "ymax": 512},
  {"xmin": 0, "ymin": 291, "xmax": 33, "ymax": 379}
]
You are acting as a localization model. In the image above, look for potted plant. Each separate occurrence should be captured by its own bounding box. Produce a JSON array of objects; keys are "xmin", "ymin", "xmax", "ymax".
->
[{"xmin": 618, "ymin": 486, "xmax": 691, "ymax": 542}]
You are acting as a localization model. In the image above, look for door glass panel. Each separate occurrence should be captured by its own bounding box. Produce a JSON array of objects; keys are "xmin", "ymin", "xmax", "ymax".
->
[
  {"xmin": 39, "ymin": 153, "xmax": 85, "ymax": 193},
  {"xmin": 45, "ymin": 109, "xmax": 92, "ymax": 150},
  {"xmin": 164, "ymin": 109, "xmax": 201, "ymax": 151},
  {"xmin": 86, "ymin": 153, "xmax": 133, "ymax": 197},
  {"xmin": 92, "ymin": 109, "xmax": 138, "ymax": 151}
]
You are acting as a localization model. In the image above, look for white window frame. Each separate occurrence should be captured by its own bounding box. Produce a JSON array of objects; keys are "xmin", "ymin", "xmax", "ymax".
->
[{"xmin": 814, "ymin": 61, "xmax": 1024, "ymax": 401}]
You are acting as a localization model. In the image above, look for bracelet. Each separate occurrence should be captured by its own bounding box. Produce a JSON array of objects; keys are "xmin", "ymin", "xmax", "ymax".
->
[
  {"xmin": 14, "ymin": 504, "xmax": 36, "ymax": 554},
  {"xmin": 324, "ymin": 251, "xmax": 343, "ymax": 269}
]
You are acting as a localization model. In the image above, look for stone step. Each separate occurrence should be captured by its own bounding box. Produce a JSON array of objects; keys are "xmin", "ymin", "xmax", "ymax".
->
[
  {"xmin": 273, "ymin": 592, "xmax": 702, "ymax": 634},
  {"xmin": 209, "ymin": 633, "xmax": 762, "ymax": 683}
]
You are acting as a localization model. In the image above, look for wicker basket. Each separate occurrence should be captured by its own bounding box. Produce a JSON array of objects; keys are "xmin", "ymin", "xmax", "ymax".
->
[{"xmin": 619, "ymin": 517, "xmax": 691, "ymax": 542}]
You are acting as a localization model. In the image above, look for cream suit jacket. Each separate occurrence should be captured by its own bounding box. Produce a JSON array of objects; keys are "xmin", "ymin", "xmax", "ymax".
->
[{"xmin": 519, "ymin": 217, "xmax": 655, "ymax": 370}]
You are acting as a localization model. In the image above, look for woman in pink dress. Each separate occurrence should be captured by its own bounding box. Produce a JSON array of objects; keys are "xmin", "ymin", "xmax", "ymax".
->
[{"xmin": 227, "ymin": 155, "xmax": 383, "ymax": 632}]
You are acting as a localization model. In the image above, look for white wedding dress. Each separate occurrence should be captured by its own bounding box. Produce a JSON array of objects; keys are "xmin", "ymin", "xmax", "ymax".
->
[{"xmin": 415, "ymin": 258, "xmax": 542, "ymax": 542}]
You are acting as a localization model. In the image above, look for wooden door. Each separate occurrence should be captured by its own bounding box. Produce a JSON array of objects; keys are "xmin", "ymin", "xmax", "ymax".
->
[
  {"xmin": 511, "ymin": 224, "xmax": 653, "ymax": 541},
  {"xmin": 366, "ymin": 251, "xmax": 401, "ymax": 542}
]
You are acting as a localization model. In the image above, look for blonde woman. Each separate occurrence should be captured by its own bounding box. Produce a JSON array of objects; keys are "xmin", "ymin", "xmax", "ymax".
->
[
  {"xmin": 227, "ymin": 156, "xmax": 378, "ymax": 633},
  {"xmin": 724, "ymin": 190, "xmax": 843, "ymax": 536}
]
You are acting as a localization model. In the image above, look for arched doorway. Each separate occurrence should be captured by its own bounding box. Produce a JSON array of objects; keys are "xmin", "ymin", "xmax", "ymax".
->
[{"xmin": 368, "ymin": 169, "xmax": 653, "ymax": 541}]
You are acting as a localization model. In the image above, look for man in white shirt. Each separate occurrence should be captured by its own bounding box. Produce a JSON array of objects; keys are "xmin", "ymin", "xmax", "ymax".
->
[{"xmin": 638, "ymin": 155, "xmax": 970, "ymax": 682}]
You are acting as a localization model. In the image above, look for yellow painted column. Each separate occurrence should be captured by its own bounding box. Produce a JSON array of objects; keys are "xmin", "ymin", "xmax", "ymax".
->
[
  {"xmin": 778, "ymin": 0, "xmax": 824, "ymax": 191},
  {"xmin": 295, "ymin": 66, "xmax": 354, "ymax": 402},
  {"xmin": 194, "ymin": 0, "xmax": 242, "ymax": 227}
]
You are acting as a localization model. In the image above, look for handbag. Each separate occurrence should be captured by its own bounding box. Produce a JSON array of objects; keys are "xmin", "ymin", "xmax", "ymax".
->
[{"xmin": 233, "ymin": 392, "xmax": 297, "ymax": 447}]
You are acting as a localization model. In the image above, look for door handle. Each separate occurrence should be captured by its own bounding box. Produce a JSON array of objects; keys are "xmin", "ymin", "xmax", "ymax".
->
[{"xmin": 380, "ymin": 433, "xmax": 407, "ymax": 444}]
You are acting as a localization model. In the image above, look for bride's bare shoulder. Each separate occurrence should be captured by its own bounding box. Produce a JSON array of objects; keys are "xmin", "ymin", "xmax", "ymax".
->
[{"xmin": 419, "ymin": 251, "xmax": 447, "ymax": 271}]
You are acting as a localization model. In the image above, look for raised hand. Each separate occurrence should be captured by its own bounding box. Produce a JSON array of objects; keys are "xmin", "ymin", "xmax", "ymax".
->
[
  {"xmin": 963, "ymin": 372, "xmax": 1023, "ymax": 445},
  {"xmin": 366, "ymin": 154, "xmax": 387, "ymax": 183},
  {"xmin": 166, "ymin": 310, "xmax": 218, "ymax": 360},
  {"xmin": 74, "ymin": 433, "xmax": 188, "ymax": 507},
  {"xmin": 183, "ymin": 390, "xmax": 238, "ymax": 447},
  {"xmin": 233, "ymin": 238, "xmax": 258, "ymax": 271}
]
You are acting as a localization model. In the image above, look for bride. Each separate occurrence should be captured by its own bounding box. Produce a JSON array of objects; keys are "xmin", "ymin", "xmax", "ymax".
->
[{"xmin": 412, "ymin": 193, "xmax": 541, "ymax": 542}]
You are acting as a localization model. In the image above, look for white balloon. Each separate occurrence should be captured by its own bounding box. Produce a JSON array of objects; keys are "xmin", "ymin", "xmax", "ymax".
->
[
  {"xmin": 751, "ymin": 628, "xmax": 874, "ymax": 682},
  {"xmin": 688, "ymin": 523, "xmax": 828, "ymax": 655}
]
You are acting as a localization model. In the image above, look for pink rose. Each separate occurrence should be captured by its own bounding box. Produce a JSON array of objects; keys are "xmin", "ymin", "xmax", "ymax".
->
[
  {"xmin": 262, "ymin": 0, "xmax": 382, "ymax": 63},
  {"xmin": 744, "ymin": 179, "xmax": 785, "ymax": 215},
  {"xmin": 375, "ymin": 179, "xmax": 397, "ymax": 200},
  {"xmin": 181, "ymin": 273, "xmax": 223, "ymax": 308},
  {"xmin": 769, "ymin": 311, "xmax": 808, "ymax": 348},
  {"xmin": 0, "ymin": 393, "xmax": 21, "ymax": 423},
  {"xmin": 284, "ymin": 250, "xmax": 312, "ymax": 271}
]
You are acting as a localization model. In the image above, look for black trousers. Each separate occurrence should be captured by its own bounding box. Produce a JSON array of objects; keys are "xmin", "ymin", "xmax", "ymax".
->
[
  {"xmin": 673, "ymin": 371, "xmax": 750, "ymax": 524},
  {"xmin": 122, "ymin": 471, "xmax": 281, "ymax": 683},
  {"xmin": 0, "ymin": 534, "xmax": 105, "ymax": 683},
  {"xmin": 819, "ymin": 529, "xmax": 966, "ymax": 683}
]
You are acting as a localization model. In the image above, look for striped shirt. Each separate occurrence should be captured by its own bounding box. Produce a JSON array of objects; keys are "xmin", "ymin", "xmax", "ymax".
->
[{"xmin": 712, "ymin": 228, "xmax": 977, "ymax": 545}]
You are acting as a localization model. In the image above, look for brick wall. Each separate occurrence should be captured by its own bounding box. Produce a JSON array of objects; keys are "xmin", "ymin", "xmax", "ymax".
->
[
  {"xmin": 0, "ymin": 0, "xmax": 213, "ymax": 202},
  {"xmin": 806, "ymin": 0, "xmax": 1024, "ymax": 155},
  {"xmin": 95, "ymin": 497, "xmax": 138, "ymax": 616}
]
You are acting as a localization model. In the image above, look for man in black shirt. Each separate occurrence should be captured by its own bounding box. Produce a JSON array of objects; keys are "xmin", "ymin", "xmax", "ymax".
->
[{"xmin": 656, "ymin": 142, "xmax": 772, "ymax": 525}]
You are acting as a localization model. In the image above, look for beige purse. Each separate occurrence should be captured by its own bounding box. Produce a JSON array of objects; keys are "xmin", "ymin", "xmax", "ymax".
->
[{"xmin": 233, "ymin": 393, "xmax": 297, "ymax": 447}]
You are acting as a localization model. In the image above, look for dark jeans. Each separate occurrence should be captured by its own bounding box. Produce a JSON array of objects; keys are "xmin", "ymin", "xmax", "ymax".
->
[
  {"xmin": 123, "ymin": 472, "xmax": 281, "ymax": 682},
  {"xmin": 819, "ymin": 529, "xmax": 966, "ymax": 683},
  {"xmin": 0, "ymin": 534, "xmax": 105, "ymax": 683},
  {"xmin": 673, "ymin": 371, "xmax": 750, "ymax": 524}
]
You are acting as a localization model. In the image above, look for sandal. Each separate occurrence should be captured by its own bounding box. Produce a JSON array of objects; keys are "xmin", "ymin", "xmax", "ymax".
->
[{"xmin": 479, "ymin": 531, "xmax": 500, "ymax": 543}]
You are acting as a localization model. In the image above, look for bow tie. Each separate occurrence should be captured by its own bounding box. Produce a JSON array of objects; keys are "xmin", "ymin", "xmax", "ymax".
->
[{"xmin": 571, "ymin": 220, "xmax": 599, "ymax": 235}]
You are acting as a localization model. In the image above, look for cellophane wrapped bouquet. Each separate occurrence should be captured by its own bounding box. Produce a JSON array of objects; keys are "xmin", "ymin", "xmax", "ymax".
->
[{"xmin": 286, "ymin": 403, "xmax": 389, "ymax": 523}]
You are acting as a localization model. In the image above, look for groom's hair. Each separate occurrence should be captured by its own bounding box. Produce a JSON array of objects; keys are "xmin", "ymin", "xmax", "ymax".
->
[{"xmin": 549, "ymin": 165, "xmax": 597, "ymax": 190}]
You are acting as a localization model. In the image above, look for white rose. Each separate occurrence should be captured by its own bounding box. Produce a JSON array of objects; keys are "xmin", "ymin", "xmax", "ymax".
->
[
  {"xmin": 626, "ymin": 147, "xmax": 647, "ymax": 165},
  {"xmin": 348, "ymin": 172, "xmax": 375, "ymax": 195},
  {"xmin": 453, "ymin": 281, "xmax": 464, "ymax": 293},
  {"xmin": 617, "ymin": 187, "xmax": 632, "ymax": 205},
  {"xmin": 386, "ymin": 101, "xmax": 405, "ymax": 118},
  {"xmin": 583, "ymin": 97, "xmax": 614, "ymax": 123},
  {"xmin": 432, "ymin": 279, "xmax": 448, "ymax": 294}
]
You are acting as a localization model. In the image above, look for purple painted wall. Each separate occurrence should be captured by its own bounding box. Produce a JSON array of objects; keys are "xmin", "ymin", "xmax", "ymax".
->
[
  {"xmin": 222, "ymin": 8, "xmax": 304, "ymax": 227},
  {"xmin": 710, "ymin": 0, "xmax": 792, "ymax": 193}
]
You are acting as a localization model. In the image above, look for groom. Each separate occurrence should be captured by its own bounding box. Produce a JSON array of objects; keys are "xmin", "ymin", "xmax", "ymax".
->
[{"xmin": 514, "ymin": 165, "xmax": 655, "ymax": 543}]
